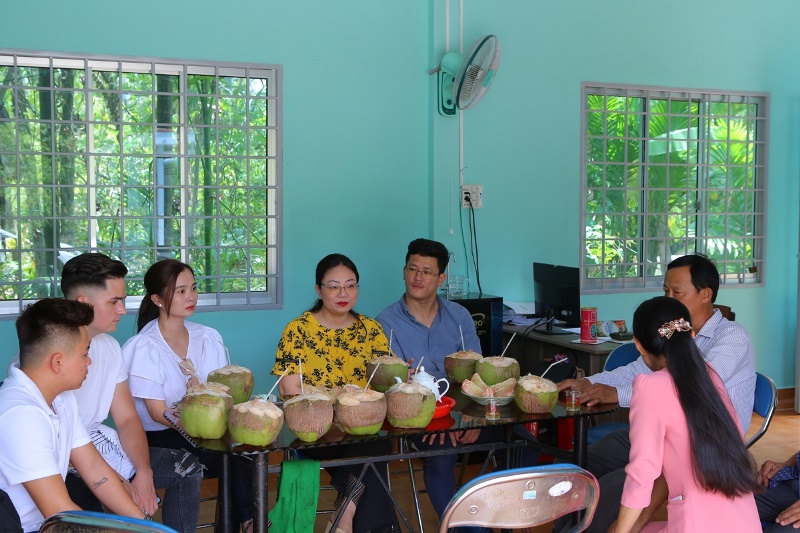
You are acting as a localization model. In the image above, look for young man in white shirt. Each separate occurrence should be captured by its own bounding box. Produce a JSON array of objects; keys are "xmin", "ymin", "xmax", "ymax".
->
[
  {"xmin": 0, "ymin": 298, "xmax": 147, "ymax": 532},
  {"xmin": 59, "ymin": 253, "xmax": 202, "ymax": 532}
]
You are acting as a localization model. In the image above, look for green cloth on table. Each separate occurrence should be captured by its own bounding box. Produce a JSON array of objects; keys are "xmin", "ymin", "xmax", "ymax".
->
[{"xmin": 269, "ymin": 459, "xmax": 321, "ymax": 533}]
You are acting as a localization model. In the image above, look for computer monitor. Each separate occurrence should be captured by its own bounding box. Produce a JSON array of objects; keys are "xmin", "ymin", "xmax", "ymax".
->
[{"xmin": 533, "ymin": 262, "xmax": 580, "ymax": 328}]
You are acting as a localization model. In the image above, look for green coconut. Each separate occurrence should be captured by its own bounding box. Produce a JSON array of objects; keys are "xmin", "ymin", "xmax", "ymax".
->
[
  {"xmin": 207, "ymin": 364, "xmax": 255, "ymax": 404},
  {"xmin": 227, "ymin": 398, "xmax": 284, "ymax": 446},
  {"xmin": 514, "ymin": 374, "xmax": 558, "ymax": 414},
  {"xmin": 283, "ymin": 392, "xmax": 334, "ymax": 442},
  {"xmin": 187, "ymin": 381, "xmax": 230, "ymax": 395},
  {"xmin": 476, "ymin": 356, "xmax": 520, "ymax": 386},
  {"xmin": 179, "ymin": 388, "xmax": 233, "ymax": 439},
  {"xmin": 444, "ymin": 350, "xmax": 482, "ymax": 383},
  {"xmin": 334, "ymin": 388, "xmax": 387, "ymax": 435},
  {"xmin": 365, "ymin": 356, "xmax": 410, "ymax": 392},
  {"xmin": 385, "ymin": 381, "xmax": 436, "ymax": 428}
]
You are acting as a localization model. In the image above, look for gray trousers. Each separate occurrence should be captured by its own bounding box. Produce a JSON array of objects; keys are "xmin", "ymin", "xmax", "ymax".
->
[
  {"xmin": 757, "ymin": 479, "xmax": 800, "ymax": 532},
  {"xmin": 554, "ymin": 428, "xmax": 630, "ymax": 533}
]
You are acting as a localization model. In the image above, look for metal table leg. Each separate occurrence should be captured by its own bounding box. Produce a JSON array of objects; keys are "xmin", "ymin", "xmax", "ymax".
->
[
  {"xmin": 219, "ymin": 454, "xmax": 233, "ymax": 532},
  {"xmin": 253, "ymin": 453, "xmax": 268, "ymax": 533}
]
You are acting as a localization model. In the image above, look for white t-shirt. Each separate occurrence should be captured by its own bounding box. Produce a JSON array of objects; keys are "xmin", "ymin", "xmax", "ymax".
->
[
  {"xmin": 71, "ymin": 334, "xmax": 134, "ymax": 479},
  {"xmin": 0, "ymin": 367, "xmax": 91, "ymax": 532},
  {"xmin": 8, "ymin": 335, "xmax": 135, "ymax": 479},
  {"xmin": 123, "ymin": 320, "xmax": 228, "ymax": 432}
]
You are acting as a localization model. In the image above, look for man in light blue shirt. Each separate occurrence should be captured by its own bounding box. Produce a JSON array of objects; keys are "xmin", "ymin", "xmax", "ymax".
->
[
  {"xmin": 378, "ymin": 238, "xmax": 537, "ymax": 533},
  {"xmin": 557, "ymin": 254, "xmax": 756, "ymax": 532}
]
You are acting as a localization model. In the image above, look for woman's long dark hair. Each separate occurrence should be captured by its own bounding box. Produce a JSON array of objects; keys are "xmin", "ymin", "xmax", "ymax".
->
[
  {"xmin": 308, "ymin": 253, "xmax": 362, "ymax": 327},
  {"xmin": 137, "ymin": 259, "xmax": 195, "ymax": 332},
  {"xmin": 633, "ymin": 296, "xmax": 758, "ymax": 497}
]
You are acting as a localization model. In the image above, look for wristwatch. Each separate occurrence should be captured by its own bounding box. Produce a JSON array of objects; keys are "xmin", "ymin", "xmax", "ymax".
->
[{"xmin": 143, "ymin": 511, "xmax": 153, "ymax": 521}]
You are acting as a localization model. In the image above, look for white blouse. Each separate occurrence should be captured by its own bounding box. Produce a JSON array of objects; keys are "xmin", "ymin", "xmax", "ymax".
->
[{"xmin": 123, "ymin": 320, "xmax": 228, "ymax": 432}]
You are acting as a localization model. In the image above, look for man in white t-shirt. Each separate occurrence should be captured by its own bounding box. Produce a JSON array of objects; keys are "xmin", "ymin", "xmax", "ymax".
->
[
  {"xmin": 58, "ymin": 253, "xmax": 202, "ymax": 533},
  {"xmin": 0, "ymin": 298, "xmax": 147, "ymax": 532}
]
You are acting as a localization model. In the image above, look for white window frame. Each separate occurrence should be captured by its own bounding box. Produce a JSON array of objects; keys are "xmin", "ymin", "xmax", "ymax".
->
[
  {"xmin": 580, "ymin": 82, "xmax": 768, "ymax": 293},
  {"xmin": 0, "ymin": 50, "xmax": 282, "ymax": 316}
]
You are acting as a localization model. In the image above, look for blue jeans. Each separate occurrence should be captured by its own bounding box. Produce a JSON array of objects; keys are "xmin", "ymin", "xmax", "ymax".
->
[
  {"xmin": 415, "ymin": 424, "xmax": 540, "ymax": 533},
  {"xmin": 65, "ymin": 447, "xmax": 202, "ymax": 533}
]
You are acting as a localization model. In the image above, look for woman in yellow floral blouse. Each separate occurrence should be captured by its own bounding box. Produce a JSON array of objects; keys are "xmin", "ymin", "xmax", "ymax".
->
[
  {"xmin": 273, "ymin": 253, "xmax": 389, "ymax": 391},
  {"xmin": 271, "ymin": 253, "xmax": 399, "ymax": 533}
]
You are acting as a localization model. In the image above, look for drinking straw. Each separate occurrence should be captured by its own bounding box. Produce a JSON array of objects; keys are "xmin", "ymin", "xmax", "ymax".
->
[
  {"xmin": 415, "ymin": 356, "xmax": 425, "ymax": 376},
  {"xmin": 540, "ymin": 358, "xmax": 569, "ymax": 379},
  {"xmin": 222, "ymin": 342, "xmax": 231, "ymax": 366},
  {"xmin": 365, "ymin": 362, "xmax": 381, "ymax": 389},
  {"xmin": 499, "ymin": 332, "xmax": 517, "ymax": 358},
  {"xmin": 265, "ymin": 367, "xmax": 289, "ymax": 399},
  {"xmin": 389, "ymin": 329, "xmax": 394, "ymax": 355},
  {"xmin": 299, "ymin": 359, "xmax": 304, "ymax": 395},
  {"xmin": 459, "ymin": 325, "xmax": 465, "ymax": 350}
]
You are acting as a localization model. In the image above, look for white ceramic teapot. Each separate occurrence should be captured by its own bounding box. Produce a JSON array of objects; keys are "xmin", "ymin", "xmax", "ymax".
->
[{"xmin": 411, "ymin": 366, "xmax": 450, "ymax": 402}]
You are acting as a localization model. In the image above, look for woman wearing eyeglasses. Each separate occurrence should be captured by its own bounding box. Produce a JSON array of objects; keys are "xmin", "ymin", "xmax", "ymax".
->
[{"xmin": 272, "ymin": 253, "xmax": 398, "ymax": 533}]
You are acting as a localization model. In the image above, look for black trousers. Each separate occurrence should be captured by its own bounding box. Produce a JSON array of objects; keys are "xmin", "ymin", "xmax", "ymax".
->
[{"xmin": 145, "ymin": 428, "xmax": 254, "ymax": 524}]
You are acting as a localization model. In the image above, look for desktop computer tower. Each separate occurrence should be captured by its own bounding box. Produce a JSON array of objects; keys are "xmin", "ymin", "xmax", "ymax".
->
[{"xmin": 451, "ymin": 293, "xmax": 504, "ymax": 356}]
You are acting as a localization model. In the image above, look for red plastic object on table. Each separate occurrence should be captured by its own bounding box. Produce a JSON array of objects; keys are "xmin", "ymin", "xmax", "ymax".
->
[{"xmin": 433, "ymin": 396, "xmax": 456, "ymax": 419}]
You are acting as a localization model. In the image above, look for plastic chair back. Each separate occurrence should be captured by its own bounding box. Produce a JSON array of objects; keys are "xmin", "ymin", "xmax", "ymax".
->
[
  {"xmin": 438, "ymin": 465, "xmax": 599, "ymax": 533},
  {"xmin": 40, "ymin": 511, "xmax": 178, "ymax": 533},
  {"xmin": 603, "ymin": 342, "xmax": 639, "ymax": 371},
  {"xmin": 745, "ymin": 372, "xmax": 777, "ymax": 448}
]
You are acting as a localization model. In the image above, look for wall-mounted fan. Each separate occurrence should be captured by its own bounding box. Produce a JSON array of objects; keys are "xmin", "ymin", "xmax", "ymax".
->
[{"xmin": 435, "ymin": 35, "xmax": 501, "ymax": 116}]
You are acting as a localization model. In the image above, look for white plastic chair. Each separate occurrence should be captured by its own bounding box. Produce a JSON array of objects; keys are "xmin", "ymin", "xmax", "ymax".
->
[
  {"xmin": 40, "ymin": 511, "xmax": 178, "ymax": 533},
  {"xmin": 438, "ymin": 464, "xmax": 599, "ymax": 533}
]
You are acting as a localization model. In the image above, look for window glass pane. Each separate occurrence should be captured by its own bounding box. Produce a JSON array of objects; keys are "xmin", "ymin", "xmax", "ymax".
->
[{"xmin": 0, "ymin": 52, "xmax": 281, "ymax": 315}]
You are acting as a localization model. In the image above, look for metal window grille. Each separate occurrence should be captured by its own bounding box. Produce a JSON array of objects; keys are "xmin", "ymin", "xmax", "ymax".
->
[
  {"xmin": 580, "ymin": 82, "xmax": 767, "ymax": 293},
  {"xmin": 0, "ymin": 50, "xmax": 282, "ymax": 316}
]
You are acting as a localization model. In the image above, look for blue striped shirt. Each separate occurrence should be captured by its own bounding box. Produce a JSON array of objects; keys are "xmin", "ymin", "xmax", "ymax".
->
[{"xmin": 587, "ymin": 309, "xmax": 756, "ymax": 431}]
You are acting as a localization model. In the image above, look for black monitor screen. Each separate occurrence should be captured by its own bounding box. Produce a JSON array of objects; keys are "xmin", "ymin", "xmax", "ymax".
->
[{"xmin": 533, "ymin": 262, "xmax": 580, "ymax": 327}]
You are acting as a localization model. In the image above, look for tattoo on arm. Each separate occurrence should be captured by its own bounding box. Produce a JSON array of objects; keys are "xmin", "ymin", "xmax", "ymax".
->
[{"xmin": 92, "ymin": 476, "xmax": 108, "ymax": 490}]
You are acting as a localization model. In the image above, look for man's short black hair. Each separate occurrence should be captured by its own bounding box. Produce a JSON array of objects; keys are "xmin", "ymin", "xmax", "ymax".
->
[
  {"xmin": 61, "ymin": 253, "xmax": 128, "ymax": 299},
  {"xmin": 16, "ymin": 298, "xmax": 94, "ymax": 369},
  {"xmin": 667, "ymin": 254, "xmax": 720, "ymax": 303},
  {"xmin": 405, "ymin": 238, "xmax": 450, "ymax": 274}
]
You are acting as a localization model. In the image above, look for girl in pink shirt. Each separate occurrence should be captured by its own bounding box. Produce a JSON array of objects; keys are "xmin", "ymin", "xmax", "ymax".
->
[{"xmin": 612, "ymin": 296, "xmax": 760, "ymax": 533}]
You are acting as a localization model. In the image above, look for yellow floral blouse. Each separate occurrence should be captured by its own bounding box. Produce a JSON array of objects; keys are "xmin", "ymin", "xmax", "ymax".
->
[{"xmin": 272, "ymin": 311, "xmax": 389, "ymax": 388}]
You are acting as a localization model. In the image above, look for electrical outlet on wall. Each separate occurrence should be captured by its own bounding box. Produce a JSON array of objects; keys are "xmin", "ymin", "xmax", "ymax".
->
[{"xmin": 461, "ymin": 184, "xmax": 483, "ymax": 208}]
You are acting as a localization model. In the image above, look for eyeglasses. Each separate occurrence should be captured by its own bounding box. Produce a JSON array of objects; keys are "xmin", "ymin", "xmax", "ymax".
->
[
  {"xmin": 320, "ymin": 283, "xmax": 359, "ymax": 294},
  {"xmin": 404, "ymin": 266, "xmax": 440, "ymax": 279}
]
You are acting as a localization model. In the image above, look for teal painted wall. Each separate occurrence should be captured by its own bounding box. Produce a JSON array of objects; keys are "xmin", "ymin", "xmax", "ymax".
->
[{"xmin": 1, "ymin": 0, "xmax": 798, "ymax": 392}]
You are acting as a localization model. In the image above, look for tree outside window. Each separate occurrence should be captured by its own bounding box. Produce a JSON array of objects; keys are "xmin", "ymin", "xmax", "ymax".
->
[
  {"xmin": 0, "ymin": 51, "xmax": 282, "ymax": 315},
  {"xmin": 581, "ymin": 83, "xmax": 766, "ymax": 292}
]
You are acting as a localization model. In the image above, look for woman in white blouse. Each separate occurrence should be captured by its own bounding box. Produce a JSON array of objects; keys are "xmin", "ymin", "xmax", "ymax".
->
[{"xmin": 123, "ymin": 258, "xmax": 253, "ymax": 532}]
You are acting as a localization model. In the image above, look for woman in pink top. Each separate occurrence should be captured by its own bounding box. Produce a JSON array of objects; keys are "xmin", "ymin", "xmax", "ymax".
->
[{"xmin": 612, "ymin": 296, "xmax": 760, "ymax": 533}]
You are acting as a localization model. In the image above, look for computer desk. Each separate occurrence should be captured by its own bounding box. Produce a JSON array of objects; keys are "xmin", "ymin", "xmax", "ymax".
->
[{"xmin": 502, "ymin": 323, "xmax": 616, "ymax": 377}]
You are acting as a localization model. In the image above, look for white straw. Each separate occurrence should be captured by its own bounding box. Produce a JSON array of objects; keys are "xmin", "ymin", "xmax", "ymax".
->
[
  {"xmin": 415, "ymin": 356, "xmax": 425, "ymax": 376},
  {"xmin": 299, "ymin": 359, "xmax": 304, "ymax": 395},
  {"xmin": 540, "ymin": 358, "xmax": 569, "ymax": 379},
  {"xmin": 222, "ymin": 342, "xmax": 231, "ymax": 366},
  {"xmin": 365, "ymin": 362, "xmax": 381, "ymax": 389},
  {"xmin": 499, "ymin": 332, "xmax": 517, "ymax": 358},
  {"xmin": 459, "ymin": 325, "xmax": 465, "ymax": 350},
  {"xmin": 388, "ymin": 329, "xmax": 394, "ymax": 355},
  {"xmin": 266, "ymin": 367, "xmax": 289, "ymax": 398}
]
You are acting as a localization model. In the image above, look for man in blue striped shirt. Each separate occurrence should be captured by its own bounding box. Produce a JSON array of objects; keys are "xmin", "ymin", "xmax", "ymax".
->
[{"xmin": 557, "ymin": 254, "xmax": 756, "ymax": 532}]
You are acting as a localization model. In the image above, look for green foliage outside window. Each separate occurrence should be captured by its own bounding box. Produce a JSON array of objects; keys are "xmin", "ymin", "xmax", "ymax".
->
[
  {"xmin": 582, "ymin": 85, "xmax": 765, "ymax": 290},
  {"xmin": 0, "ymin": 52, "xmax": 280, "ymax": 314}
]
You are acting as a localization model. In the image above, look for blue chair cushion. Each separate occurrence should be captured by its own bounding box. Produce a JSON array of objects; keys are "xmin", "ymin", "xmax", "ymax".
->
[{"xmin": 586, "ymin": 422, "xmax": 630, "ymax": 447}]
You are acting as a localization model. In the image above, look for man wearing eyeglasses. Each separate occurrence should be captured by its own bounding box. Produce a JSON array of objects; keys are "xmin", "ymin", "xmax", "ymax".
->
[{"xmin": 377, "ymin": 238, "xmax": 538, "ymax": 532}]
